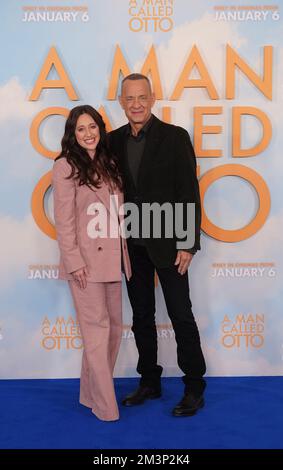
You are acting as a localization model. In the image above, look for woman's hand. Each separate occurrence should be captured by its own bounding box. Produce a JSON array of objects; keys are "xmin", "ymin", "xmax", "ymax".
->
[{"xmin": 71, "ymin": 266, "xmax": 89, "ymax": 289}]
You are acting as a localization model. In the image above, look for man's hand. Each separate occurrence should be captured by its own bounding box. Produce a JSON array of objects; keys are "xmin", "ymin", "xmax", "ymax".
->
[
  {"xmin": 71, "ymin": 266, "xmax": 89, "ymax": 289},
  {"xmin": 174, "ymin": 251, "xmax": 194, "ymax": 275}
]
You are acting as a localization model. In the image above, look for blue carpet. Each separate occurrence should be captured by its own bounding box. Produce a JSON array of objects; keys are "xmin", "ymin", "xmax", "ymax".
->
[{"xmin": 0, "ymin": 377, "xmax": 282, "ymax": 449}]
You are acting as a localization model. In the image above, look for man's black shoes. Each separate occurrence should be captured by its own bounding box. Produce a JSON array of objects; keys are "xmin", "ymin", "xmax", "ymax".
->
[
  {"xmin": 122, "ymin": 385, "xmax": 162, "ymax": 406},
  {"xmin": 122, "ymin": 386, "xmax": 204, "ymax": 415},
  {"xmin": 172, "ymin": 392, "xmax": 204, "ymax": 417}
]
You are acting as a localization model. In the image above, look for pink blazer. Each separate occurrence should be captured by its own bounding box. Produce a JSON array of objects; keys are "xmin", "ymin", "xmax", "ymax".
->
[{"xmin": 52, "ymin": 157, "xmax": 131, "ymax": 282}]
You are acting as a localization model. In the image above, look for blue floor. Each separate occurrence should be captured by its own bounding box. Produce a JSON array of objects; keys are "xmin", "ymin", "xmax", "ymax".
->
[{"xmin": 1, "ymin": 377, "xmax": 282, "ymax": 449}]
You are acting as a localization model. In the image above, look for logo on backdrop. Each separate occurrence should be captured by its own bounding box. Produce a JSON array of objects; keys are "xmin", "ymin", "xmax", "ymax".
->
[
  {"xmin": 213, "ymin": 4, "xmax": 280, "ymax": 22},
  {"xmin": 29, "ymin": 43, "xmax": 273, "ymax": 243},
  {"xmin": 41, "ymin": 316, "xmax": 82, "ymax": 350},
  {"xmin": 128, "ymin": 0, "xmax": 174, "ymax": 32},
  {"xmin": 28, "ymin": 265, "xmax": 59, "ymax": 280},
  {"xmin": 211, "ymin": 262, "xmax": 276, "ymax": 278},
  {"xmin": 221, "ymin": 314, "xmax": 265, "ymax": 349},
  {"xmin": 22, "ymin": 5, "xmax": 90, "ymax": 23},
  {"xmin": 40, "ymin": 318, "xmax": 174, "ymax": 348}
]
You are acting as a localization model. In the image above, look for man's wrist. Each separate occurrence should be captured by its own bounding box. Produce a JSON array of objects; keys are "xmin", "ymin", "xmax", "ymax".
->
[
  {"xmin": 177, "ymin": 248, "xmax": 197, "ymax": 255},
  {"xmin": 187, "ymin": 249, "xmax": 197, "ymax": 255}
]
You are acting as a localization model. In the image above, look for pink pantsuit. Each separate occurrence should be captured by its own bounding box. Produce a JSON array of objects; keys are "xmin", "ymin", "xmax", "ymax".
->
[{"xmin": 52, "ymin": 157, "xmax": 131, "ymax": 421}]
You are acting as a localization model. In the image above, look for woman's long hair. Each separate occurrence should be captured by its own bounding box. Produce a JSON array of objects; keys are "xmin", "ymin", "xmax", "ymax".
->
[{"xmin": 56, "ymin": 105, "xmax": 122, "ymax": 190}]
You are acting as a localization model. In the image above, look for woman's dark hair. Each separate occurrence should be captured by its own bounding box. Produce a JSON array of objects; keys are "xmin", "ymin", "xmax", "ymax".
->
[{"xmin": 57, "ymin": 105, "xmax": 122, "ymax": 190}]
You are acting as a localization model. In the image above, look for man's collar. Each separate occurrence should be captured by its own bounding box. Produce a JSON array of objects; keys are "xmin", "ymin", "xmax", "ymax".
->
[{"xmin": 126, "ymin": 114, "xmax": 154, "ymax": 137}]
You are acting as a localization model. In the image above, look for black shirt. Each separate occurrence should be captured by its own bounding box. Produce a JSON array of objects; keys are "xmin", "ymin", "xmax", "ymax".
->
[
  {"xmin": 125, "ymin": 116, "xmax": 153, "ymax": 245},
  {"xmin": 126, "ymin": 115, "xmax": 153, "ymax": 188}
]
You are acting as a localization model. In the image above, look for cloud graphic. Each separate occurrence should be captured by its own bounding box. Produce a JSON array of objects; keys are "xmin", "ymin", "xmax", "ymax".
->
[{"xmin": 0, "ymin": 77, "xmax": 41, "ymax": 122}]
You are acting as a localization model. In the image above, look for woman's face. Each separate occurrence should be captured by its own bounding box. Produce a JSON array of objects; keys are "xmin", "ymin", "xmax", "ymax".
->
[{"xmin": 75, "ymin": 113, "xmax": 100, "ymax": 158}]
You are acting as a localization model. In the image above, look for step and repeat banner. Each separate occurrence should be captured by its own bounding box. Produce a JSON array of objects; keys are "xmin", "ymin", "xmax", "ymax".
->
[{"xmin": 0, "ymin": 0, "xmax": 282, "ymax": 378}]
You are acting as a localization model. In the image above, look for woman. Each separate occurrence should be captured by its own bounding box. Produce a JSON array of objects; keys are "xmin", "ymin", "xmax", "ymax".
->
[{"xmin": 52, "ymin": 105, "xmax": 131, "ymax": 421}]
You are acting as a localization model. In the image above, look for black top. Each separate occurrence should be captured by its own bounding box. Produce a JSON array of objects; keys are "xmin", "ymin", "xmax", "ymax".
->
[
  {"xmin": 109, "ymin": 115, "xmax": 201, "ymax": 268},
  {"xmin": 126, "ymin": 115, "xmax": 153, "ymax": 188}
]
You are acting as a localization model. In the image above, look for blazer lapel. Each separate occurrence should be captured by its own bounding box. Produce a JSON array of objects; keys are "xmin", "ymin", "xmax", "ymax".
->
[
  {"xmin": 95, "ymin": 182, "xmax": 111, "ymax": 213},
  {"xmin": 117, "ymin": 127, "xmax": 137, "ymax": 195},
  {"xmin": 137, "ymin": 116, "xmax": 164, "ymax": 190}
]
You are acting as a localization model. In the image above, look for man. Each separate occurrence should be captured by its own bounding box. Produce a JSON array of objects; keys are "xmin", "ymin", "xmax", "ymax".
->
[{"xmin": 109, "ymin": 73, "xmax": 206, "ymax": 417}]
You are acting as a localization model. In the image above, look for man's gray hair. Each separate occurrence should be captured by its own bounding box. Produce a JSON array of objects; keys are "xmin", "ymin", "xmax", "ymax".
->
[{"xmin": 121, "ymin": 73, "xmax": 152, "ymax": 93}]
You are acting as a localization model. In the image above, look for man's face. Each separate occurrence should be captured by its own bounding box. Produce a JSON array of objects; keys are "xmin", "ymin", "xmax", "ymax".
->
[{"xmin": 119, "ymin": 79, "xmax": 155, "ymax": 127}]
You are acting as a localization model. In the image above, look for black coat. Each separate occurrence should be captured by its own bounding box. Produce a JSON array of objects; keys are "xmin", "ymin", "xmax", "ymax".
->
[{"xmin": 109, "ymin": 115, "xmax": 201, "ymax": 268}]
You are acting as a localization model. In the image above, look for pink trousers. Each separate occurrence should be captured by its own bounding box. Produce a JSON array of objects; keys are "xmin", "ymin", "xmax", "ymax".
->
[{"xmin": 69, "ymin": 280, "xmax": 122, "ymax": 421}]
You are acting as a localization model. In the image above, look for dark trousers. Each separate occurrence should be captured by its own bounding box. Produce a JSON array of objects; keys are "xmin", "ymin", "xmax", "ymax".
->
[{"xmin": 126, "ymin": 244, "xmax": 206, "ymax": 395}]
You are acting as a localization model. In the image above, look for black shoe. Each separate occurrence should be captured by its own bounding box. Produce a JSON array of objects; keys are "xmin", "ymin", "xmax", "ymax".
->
[
  {"xmin": 172, "ymin": 392, "xmax": 204, "ymax": 417},
  {"xmin": 122, "ymin": 385, "xmax": 162, "ymax": 406}
]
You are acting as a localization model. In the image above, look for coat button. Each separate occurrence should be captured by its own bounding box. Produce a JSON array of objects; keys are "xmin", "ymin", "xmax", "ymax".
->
[{"xmin": 98, "ymin": 246, "xmax": 103, "ymax": 251}]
